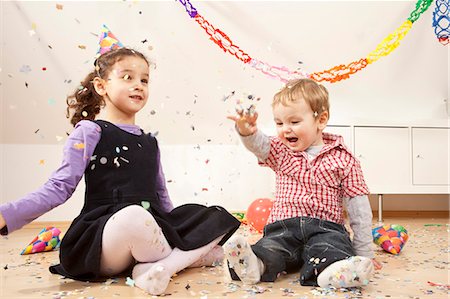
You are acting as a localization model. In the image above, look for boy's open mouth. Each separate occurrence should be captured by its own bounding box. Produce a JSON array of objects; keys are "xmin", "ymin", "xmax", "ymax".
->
[
  {"xmin": 286, "ymin": 137, "xmax": 298, "ymax": 143},
  {"xmin": 130, "ymin": 95, "xmax": 143, "ymax": 101}
]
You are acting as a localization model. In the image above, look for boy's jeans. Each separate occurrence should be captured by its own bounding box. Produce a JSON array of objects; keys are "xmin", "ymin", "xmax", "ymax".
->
[{"xmin": 250, "ymin": 216, "xmax": 354, "ymax": 286}]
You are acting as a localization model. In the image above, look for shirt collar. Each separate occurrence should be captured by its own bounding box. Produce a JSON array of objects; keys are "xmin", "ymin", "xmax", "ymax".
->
[
  {"xmin": 288, "ymin": 132, "xmax": 349, "ymax": 159},
  {"xmin": 320, "ymin": 132, "xmax": 349, "ymax": 154}
]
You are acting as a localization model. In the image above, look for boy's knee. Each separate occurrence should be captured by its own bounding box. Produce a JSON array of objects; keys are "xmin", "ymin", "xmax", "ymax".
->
[{"xmin": 251, "ymin": 243, "xmax": 286, "ymax": 282}]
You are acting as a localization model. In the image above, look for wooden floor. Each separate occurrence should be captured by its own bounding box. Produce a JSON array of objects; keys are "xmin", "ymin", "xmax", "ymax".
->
[{"xmin": 1, "ymin": 217, "xmax": 449, "ymax": 299}]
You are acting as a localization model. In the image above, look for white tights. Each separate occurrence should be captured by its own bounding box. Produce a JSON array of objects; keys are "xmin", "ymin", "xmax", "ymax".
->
[{"xmin": 99, "ymin": 205, "xmax": 224, "ymax": 295}]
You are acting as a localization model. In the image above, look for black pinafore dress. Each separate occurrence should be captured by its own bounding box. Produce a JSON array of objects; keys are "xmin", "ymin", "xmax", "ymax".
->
[{"xmin": 50, "ymin": 120, "xmax": 240, "ymax": 281}]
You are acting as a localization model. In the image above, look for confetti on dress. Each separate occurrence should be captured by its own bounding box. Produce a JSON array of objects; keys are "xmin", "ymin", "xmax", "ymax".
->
[{"xmin": 73, "ymin": 143, "xmax": 85, "ymax": 150}]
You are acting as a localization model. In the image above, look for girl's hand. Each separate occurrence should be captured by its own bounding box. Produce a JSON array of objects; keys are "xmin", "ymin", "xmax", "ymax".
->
[
  {"xmin": 0, "ymin": 213, "xmax": 6, "ymax": 231},
  {"xmin": 372, "ymin": 258, "xmax": 382, "ymax": 270},
  {"xmin": 227, "ymin": 106, "xmax": 258, "ymax": 136}
]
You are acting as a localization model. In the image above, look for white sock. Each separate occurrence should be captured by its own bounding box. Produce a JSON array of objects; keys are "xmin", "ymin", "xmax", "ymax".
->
[
  {"xmin": 188, "ymin": 245, "xmax": 224, "ymax": 268},
  {"xmin": 132, "ymin": 263, "xmax": 171, "ymax": 296},
  {"xmin": 317, "ymin": 256, "xmax": 374, "ymax": 288},
  {"xmin": 224, "ymin": 235, "xmax": 264, "ymax": 284},
  {"xmin": 132, "ymin": 235, "xmax": 224, "ymax": 295}
]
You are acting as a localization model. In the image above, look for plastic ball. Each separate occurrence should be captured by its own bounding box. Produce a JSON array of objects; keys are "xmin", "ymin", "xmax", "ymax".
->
[{"xmin": 246, "ymin": 198, "xmax": 273, "ymax": 232}]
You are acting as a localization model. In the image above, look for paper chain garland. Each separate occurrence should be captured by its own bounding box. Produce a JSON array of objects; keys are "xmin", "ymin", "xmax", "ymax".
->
[
  {"xmin": 178, "ymin": 0, "xmax": 445, "ymax": 83},
  {"xmin": 433, "ymin": 0, "xmax": 450, "ymax": 45}
]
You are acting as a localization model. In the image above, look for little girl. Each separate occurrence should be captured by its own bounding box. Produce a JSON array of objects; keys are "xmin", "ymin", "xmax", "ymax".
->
[{"xmin": 0, "ymin": 47, "xmax": 240, "ymax": 295}]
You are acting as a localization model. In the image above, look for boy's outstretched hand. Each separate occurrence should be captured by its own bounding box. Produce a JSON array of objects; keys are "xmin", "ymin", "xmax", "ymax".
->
[{"xmin": 227, "ymin": 105, "xmax": 259, "ymax": 137}]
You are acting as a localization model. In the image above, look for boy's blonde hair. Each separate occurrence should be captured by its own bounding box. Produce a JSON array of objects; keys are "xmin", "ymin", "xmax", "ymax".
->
[{"xmin": 272, "ymin": 78, "xmax": 330, "ymax": 118}]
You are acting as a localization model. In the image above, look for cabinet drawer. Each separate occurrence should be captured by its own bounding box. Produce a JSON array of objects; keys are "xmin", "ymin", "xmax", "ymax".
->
[
  {"xmin": 412, "ymin": 128, "xmax": 450, "ymax": 185},
  {"xmin": 354, "ymin": 127, "xmax": 410, "ymax": 192}
]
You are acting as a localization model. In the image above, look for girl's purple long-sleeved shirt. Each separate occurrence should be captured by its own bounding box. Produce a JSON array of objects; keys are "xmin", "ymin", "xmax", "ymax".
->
[{"xmin": 0, "ymin": 120, "xmax": 174, "ymax": 235}]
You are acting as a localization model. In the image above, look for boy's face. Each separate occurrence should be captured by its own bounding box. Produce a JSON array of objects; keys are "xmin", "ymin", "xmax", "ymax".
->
[{"xmin": 273, "ymin": 99, "xmax": 328, "ymax": 152}]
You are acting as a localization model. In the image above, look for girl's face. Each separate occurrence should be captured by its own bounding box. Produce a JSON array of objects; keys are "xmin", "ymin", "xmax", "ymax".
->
[
  {"xmin": 273, "ymin": 99, "xmax": 327, "ymax": 152},
  {"xmin": 103, "ymin": 56, "xmax": 150, "ymax": 121}
]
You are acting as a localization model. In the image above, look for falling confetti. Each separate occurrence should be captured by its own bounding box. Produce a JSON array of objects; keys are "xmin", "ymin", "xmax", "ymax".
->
[
  {"xmin": 19, "ymin": 65, "xmax": 32, "ymax": 73},
  {"xmin": 222, "ymin": 91, "xmax": 235, "ymax": 102}
]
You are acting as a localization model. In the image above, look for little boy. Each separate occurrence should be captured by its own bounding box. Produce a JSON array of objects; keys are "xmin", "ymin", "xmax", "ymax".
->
[{"xmin": 225, "ymin": 78, "xmax": 381, "ymax": 288}]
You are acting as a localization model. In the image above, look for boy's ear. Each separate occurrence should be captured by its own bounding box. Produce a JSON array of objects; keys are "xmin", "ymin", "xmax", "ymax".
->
[
  {"xmin": 318, "ymin": 111, "xmax": 329, "ymax": 130},
  {"xmin": 93, "ymin": 77, "xmax": 107, "ymax": 96}
]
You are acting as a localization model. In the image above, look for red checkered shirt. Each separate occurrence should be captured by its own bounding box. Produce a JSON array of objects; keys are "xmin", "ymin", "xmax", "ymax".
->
[{"xmin": 261, "ymin": 133, "xmax": 369, "ymax": 225}]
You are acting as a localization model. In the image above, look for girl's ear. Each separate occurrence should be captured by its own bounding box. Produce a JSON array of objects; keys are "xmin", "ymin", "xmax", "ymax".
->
[
  {"xmin": 93, "ymin": 77, "xmax": 107, "ymax": 96},
  {"xmin": 318, "ymin": 111, "xmax": 329, "ymax": 130}
]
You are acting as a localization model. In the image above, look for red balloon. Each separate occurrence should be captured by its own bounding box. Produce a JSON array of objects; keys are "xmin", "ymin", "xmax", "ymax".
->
[{"xmin": 246, "ymin": 198, "xmax": 273, "ymax": 232}]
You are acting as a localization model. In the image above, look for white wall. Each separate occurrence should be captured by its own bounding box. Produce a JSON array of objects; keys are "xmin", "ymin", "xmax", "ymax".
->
[{"xmin": 1, "ymin": 1, "xmax": 449, "ymax": 221}]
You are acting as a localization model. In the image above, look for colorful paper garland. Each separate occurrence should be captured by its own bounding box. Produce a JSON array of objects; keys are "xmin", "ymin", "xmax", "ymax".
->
[
  {"xmin": 178, "ymin": 0, "xmax": 439, "ymax": 83},
  {"xmin": 432, "ymin": 0, "xmax": 450, "ymax": 45}
]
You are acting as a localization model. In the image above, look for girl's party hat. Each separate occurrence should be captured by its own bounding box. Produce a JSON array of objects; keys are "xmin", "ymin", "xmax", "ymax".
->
[
  {"xmin": 372, "ymin": 224, "xmax": 408, "ymax": 254},
  {"xmin": 21, "ymin": 227, "xmax": 61, "ymax": 255},
  {"xmin": 95, "ymin": 24, "xmax": 124, "ymax": 59}
]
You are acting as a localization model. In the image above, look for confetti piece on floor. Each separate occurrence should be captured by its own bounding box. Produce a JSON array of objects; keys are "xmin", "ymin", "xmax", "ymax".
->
[
  {"xmin": 104, "ymin": 278, "xmax": 118, "ymax": 285},
  {"xmin": 428, "ymin": 281, "xmax": 450, "ymax": 289},
  {"xmin": 125, "ymin": 276, "xmax": 135, "ymax": 287}
]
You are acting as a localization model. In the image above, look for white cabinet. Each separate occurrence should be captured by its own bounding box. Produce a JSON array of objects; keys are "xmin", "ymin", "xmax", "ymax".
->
[
  {"xmin": 324, "ymin": 124, "xmax": 449, "ymax": 195},
  {"xmin": 326, "ymin": 124, "xmax": 449, "ymax": 221},
  {"xmin": 412, "ymin": 128, "xmax": 450, "ymax": 186},
  {"xmin": 354, "ymin": 127, "xmax": 411, "ymax": 193}
]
